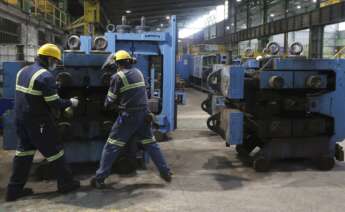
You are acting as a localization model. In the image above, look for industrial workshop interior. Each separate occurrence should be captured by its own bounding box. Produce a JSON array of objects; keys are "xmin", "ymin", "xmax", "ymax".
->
[{"xmin": 1, "ymin": 0, "xmax": 345, "ymax": 211}]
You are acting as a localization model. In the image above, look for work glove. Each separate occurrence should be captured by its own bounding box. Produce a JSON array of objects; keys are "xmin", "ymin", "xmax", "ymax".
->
[{"xmin": 70, "ymin": 97, "xmax": 79, "ymax": 107}]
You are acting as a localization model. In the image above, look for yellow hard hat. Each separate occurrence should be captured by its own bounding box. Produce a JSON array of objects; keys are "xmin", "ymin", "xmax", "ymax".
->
[
  {"xmin": 37, "ymin": 43, "xmax": 62, "ymax": 61},
  {"xmin": 114, "ymin": 50, "xmax": 131, "ymax": 61}
]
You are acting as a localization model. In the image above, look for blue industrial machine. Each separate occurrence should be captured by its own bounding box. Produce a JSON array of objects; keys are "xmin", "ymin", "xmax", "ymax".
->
[
  {"xmin": 176, "ymin": 54, "xmax": 193, "ymax": 82},
  {"xmin": 205, "ymin": 42, "xmax": 345, "ymax": 172},
  {"xmin": 190, "ymin": 53, "xmax": 228, "ymax": 91},
  {"xmin": 2, "ymin": 16, "xmax": 177, "ymax": 167}
]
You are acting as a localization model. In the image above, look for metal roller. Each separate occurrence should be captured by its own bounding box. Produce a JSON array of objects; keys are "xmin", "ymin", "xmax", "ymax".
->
[
  {"xmin": 116, "ymin": 16, "xmax": 132, "ymax": 33},
  {"xmin": 266, "ymin": 42, "xmax": 280, "ymax": 55},
  {"xmin": 135, "ymin": 16, "xmax": 150, "ymax": 33},
  {"xmin": 67, "ymin": 35, "xmax": 81, "ymax": 50},
  {"xmin": 289, "ymin": 42, "xmax": 304, "ymax": 56},
  {"xmin": 306, "ymin": 75, "xmax": 322, "ymax": 89},
  {"xmin": 56, "ymin": 72, "xmax": 73, "ymax": 87},
  {"xmin": 93, "ymin": 36, "xmax": 108, "ymax": 51},
  {"xmin": 268, "ymin": 75, "xmax": 284, "ymax": 89}
]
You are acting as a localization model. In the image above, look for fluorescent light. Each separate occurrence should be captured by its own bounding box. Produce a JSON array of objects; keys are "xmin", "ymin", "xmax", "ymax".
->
[
  {"xmin": 339, "ymin": 22, "xmax": 345, "ymax": 31},
  {"xmin": 126, "ymin": 10, "xmax": 131, "ymax": 14},
  {"xmin": 160, "ymin": 23, "xmax": 164, "ymax": 27},
  {"xmin": 166, "ymin": 16, "xmax": 170, "ymax": 20},
  {"xmin": 297, "ymin": 5, "xmax": 301, "ymax": 9},
  {"xmin": 226, "ymin": 26, "xmax": 230, "ymax": 30},
  {"xmin": 270, "ymin": 13, "xmax": 275, "ymax": 17},
  {"xmin": 179, "ymin": 5, "xmax": 225, "ymax": 38}
]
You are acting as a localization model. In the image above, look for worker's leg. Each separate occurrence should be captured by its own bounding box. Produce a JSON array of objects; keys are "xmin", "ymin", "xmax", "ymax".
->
[
  {"xmin": 95, "ymin": 139, "xmax": 125, "ymax": 180},
  {"xmin": 142, "ymin": 140, "xmax": 171, "ymax": 174},
  {"xmin": 6, "ymin": 120, "xmax": 35, "ymax": 201},
  {"xmin": 95, "ymin": 112, "xmax": 137, "ymax": 181},
  {"xmin": 137, "ymin": 112, "xmax": 171, "ymax": 176},
  {"xmin": 27, "ymin": 117, "xmax": 79, "ymax": 193}
]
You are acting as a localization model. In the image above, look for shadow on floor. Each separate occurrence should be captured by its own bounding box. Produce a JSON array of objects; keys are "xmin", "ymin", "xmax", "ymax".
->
[
  {"xmin": 236, "ymin": 154, "xmax": 345, "ymax": 172},
  {"xmin": 29, "ymin": 183, "xmax": 165, "ymax": 209}
]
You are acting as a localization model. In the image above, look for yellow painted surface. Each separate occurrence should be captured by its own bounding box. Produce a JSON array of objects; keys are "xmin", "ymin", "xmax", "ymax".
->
[
  {"xmin": 4, "ymin": 0, "xmax": 18, "ymax": 5},
  {"xmin": 84, "ymin": 0, "xmax": 100, "ymax": 23},
  {"xmin": 320, "ymin": 0, "xmax": 341, "ymax": 8}
]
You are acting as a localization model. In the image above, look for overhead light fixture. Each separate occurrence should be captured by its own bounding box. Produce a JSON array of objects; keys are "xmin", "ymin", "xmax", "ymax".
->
[
  {"xmin": 313, "ymin": 0, "xmax": 317, "ymax": 2},
  {"xmin": 270, "ymin": 13, "xmax": 275, "ymax": 17},
  {"xmin": 160, "ymin": 23, "xmax": 164, "ymax": 27},
  {"xmin": 166, "ymin": 16, "xmax": 170, "ymax": 20},
  {"xmin": 126, "ymin": 10, "xmax": 131, "ymax": 14},
  {"xmin": 156, "ymin": 28, "xmax": 161, "ymax": 31},
  {"xmin": 296, "ymin": 5, "xmax": 301, "ymax": 9},
  {"xmin": 236, "ymin": 0, "xmax": 241, "ymax": 2}
]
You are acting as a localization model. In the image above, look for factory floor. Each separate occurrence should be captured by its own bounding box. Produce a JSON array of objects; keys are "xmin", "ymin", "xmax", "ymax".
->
[{"xmin": 1, "ymin": 88, "xmax": 345, "ymax": 212}]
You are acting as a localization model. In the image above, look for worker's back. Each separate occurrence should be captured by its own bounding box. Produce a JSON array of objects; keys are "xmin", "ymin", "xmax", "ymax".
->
[
  {"xmin": 15, "ymin": 62, "xmax": 54, "ymax": 119},
  {"xmin": 114, "ymin": 67, "xmax": 148, "ymax": 111}
]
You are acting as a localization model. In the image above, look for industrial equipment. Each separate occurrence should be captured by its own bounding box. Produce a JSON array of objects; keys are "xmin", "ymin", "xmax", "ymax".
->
[
  {"xmin": 2, "ymin": 16, "xmax": 177, "ymax": 166},
  {"xmin": 67, "ymin": 0, "xmax": 101, "ymax": 35},
  {"xmin": 204, "ymin": 42, "xmax": 345, "ymax": 172},
  {"xmin": 190, "ymin": 53, "xmax": 228, "ymax": 91}
]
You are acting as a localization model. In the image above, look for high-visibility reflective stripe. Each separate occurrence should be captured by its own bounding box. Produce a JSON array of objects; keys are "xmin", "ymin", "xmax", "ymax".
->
[
  {"xmin": 120, "ymin": 82, "xmax": 145, "ymax": 93},
  {"xmin": 15, "ymin": 68, "xmax": 25, "ymax": 85},
  {"xmin": 29, "ymin": 69, "xmax": 47, "ymax": 90},
  {"xmin": 15, "ymin": 68, "xmax": 47, "ymax": 96},
  {"xmin": 15, "ymin": 150, "xmax": 36, "ymax": 157},
  {"xmin": 107, "ymin": 138, "xmax": 126, "ymax": 147},
  {"xmin": 16, "ymin": 85, "xmax": 43, "ymax": 95},
  {"xmin": 44, "ymin": 94, "xmax": 59, "ymax": 102},
  {"xmin": 107, "ymin": 91, "xmax": 117, "ymax": 99},
  {"xmin": 141, "ymin": 139, "xmax": 156, "ymax": 145},
  {"xmin": 47, "ymin": 150, "xmax": 64, "ymax": 162},
  {"xmin": 117, "ymin": 71, "xmax": 129, "ymax": 86},
  {"xmin": 116, "ymin": 71, "xmax": 146, "ymax": 93}
]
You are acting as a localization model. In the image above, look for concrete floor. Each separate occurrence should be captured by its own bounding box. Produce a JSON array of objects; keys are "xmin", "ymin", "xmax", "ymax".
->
[{"xmin": 1, "ymin": 88, "xmax": 345, "ymax": 212}]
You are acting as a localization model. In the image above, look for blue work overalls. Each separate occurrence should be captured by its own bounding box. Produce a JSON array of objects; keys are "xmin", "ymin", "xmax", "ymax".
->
[
  {"xmin": 95, "ymin": 67, "xmax": 170, "ymax": 180},
  {"xmin": 7, "ymin": 61, "xmax": 75, "ymax": 194}
]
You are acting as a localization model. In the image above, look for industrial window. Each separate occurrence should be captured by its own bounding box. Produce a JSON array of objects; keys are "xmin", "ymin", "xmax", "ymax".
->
[
  {"xmin": 38, "ymin": 31, "xmax": 47, "ymax": 45},
  {"xmin": 267, "ymin": 0, "xmax": 285, "ymax": 23},
  {"xmin": 0, "ymin": 17, "xmax": 20, "ymax": 44},
  {"xmin": 236, "ymin": 3, "xmax": 248, "ymax": 31},
  {"xmin": 323, "ymin": 22, "xmax": 345, "ymax": 58},
  {"xmin": 249, "ymin": 0, "xmax": 264, "ymax": 28}
]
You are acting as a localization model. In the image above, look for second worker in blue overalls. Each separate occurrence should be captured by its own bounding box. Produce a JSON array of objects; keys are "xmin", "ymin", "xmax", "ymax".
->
[{"xmin": 91, "ymin": 50, "xmax": 172, "ymax": 188}]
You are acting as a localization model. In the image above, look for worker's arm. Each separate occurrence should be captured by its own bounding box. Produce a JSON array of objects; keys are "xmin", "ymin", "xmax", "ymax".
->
[
  {"xmin": 40, "ymin": 72, "xmax": 72, "ymax": 111},
  {"xmin": 104, "ymin": 75, "xmax": 120, "ymax": 110}
]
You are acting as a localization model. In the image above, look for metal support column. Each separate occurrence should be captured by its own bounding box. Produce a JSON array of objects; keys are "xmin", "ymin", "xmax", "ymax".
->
[
  {"xmin": 283, "ymin": 0, "xmax": 289, "ymax": 55},
  {"xmin": 309, "ymin": 26, "xmax": 324, "ymax": 58},
  {"xmin": 259, "ymin": 0, "xmax": 269, "ymax": 52}
]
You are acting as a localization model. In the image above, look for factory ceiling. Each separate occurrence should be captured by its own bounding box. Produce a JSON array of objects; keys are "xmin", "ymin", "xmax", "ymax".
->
[{"xmin": 101, "ymin": 0, "xmax": 224, "ymax": 28}]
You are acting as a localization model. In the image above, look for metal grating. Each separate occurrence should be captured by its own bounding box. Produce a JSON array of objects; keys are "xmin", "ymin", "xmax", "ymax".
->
[{"xmin": 0, "ymin": 17, "xmax": 20, "ymax": 44}]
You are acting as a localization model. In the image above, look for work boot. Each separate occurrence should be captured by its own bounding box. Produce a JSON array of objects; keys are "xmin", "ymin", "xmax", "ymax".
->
[
  {"xmin": 58, "ymin": 180, "xmax": 80, "ymax": 194},
  {"xmin": 160, "ymin": 171, "xmax": 173, "ymax": 183},
  {"xmin": 5, "ymin": 187, "xmax": 34, "ymax": 202},
  {"xmin": 90, "ymin": 177, "xmax": 106, "ymax": 189}
]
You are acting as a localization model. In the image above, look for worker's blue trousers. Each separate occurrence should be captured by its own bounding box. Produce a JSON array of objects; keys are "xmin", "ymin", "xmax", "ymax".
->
[
  {"xmin": 96, "ymin": 110, "xmax": 170, "ymax": 180},
  {"xmin": 7, "ymin": 116, "xmax": 74, "ymax": 194}
]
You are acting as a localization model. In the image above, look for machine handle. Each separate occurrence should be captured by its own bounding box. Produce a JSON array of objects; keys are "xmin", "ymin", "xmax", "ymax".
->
[{"xmin": 207, "ymin": 69, "xmax": 222, "ymax": 93}]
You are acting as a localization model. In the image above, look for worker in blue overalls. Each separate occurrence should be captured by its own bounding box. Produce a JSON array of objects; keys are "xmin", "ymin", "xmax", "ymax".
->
[
  {"xmin": 91, "ymin": 50, "xmax": 172, "ymax": 188},
  {"xmin": 5, "ymin": 44, "xmax": 80, "ymax": 202}
]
